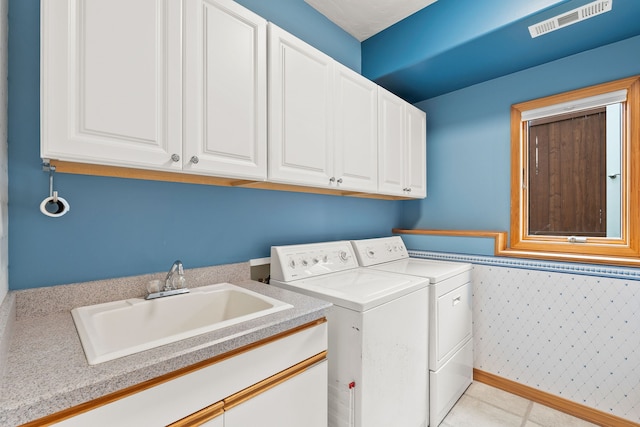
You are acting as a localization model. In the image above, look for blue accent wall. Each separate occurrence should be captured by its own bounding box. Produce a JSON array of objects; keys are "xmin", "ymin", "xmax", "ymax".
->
[
  {"xmin": 402, "ymin": 35, "xmax": 640, "ymax": 254},
  {"xmin": 362, "ymin": 0, "xmax": 568, "ymax": 79},
  {"xmin": 361, "ymin": 0, "xmax": 640, "ymax": 102},
  {"xmin": 7, "ymin": 0, "xmax": 387, "ymax": 290},
  {"xmin": 9, "ymin": 0, "xmax": 640, "ymax": 289}
]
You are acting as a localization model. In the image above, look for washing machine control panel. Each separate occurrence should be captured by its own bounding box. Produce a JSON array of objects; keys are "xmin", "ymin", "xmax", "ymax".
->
[
  {"xmin": 351, "ymin": 236, "xmax": 409, "ymax": 267},
  {"xmin": 270, "ymin": 241, "xmax": 358, "ymax": 282}
]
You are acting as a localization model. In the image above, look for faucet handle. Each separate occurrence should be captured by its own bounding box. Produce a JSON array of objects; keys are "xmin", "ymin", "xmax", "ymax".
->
[{"xmin": 174, "ymin": 274, "xmax": 186, "ymax": 289}]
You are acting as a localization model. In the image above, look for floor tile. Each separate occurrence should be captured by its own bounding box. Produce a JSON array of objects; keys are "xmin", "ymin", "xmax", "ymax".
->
[
  {"xmin": 527, "ymin": 403, "xmax": 599, "ymax": 427},
  {"xmin": 441, "ymin": 395, "xmax": 525, "ymax": 427},
  {"xmin": 464, "ymin": 381, "xmax": 532, "ymax": 417}
]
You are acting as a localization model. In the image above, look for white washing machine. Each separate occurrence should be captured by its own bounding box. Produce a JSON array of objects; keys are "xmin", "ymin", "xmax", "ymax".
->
[
  {"xmin": 351, "ymin": 236, "xmax": 473, "ymax": 427},
  {"xmin": 270, "ymin": 240, "xmax": 430, "ymax": 427}
]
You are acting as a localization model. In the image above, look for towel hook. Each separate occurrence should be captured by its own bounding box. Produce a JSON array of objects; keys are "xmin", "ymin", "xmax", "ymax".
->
[{"xmin": 40, "ymin": 162, "xmax": 70, "ymax": 217}]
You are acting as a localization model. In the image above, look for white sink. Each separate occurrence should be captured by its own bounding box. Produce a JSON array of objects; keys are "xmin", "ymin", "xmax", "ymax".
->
[{"xmin": 71, "ymin": 283, "xmax": 293, "ymax": 365}]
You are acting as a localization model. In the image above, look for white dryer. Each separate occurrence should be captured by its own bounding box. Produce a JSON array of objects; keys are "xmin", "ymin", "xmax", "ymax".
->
[
  {"xmin": 351, "ymin": 236, "xmax": 473, "ymax": 427},
  {"xmin": 270, "ymin": 240, "xmax": 430, "ymax": 427}
]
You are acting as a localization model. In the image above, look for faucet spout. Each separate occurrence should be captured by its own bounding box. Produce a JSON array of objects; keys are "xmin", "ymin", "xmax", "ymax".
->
[
  {"xmin": 146, "ymin": 260, "xmax": 189, "ymax": 300},
  {"xmin": 165, "ymin": 260, "xmax": 184, "ymax": 290}
]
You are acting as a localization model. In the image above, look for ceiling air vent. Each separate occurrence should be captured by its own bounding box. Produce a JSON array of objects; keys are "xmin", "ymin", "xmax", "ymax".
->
[{"xmin": 528, "ymin": 0, "xmax": 612, "ymax": 38}]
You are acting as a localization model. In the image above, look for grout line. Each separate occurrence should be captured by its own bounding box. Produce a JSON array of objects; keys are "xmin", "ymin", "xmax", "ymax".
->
[{"xmin": 521, "ymin": 401, "xmax": 534, "ymax": 427}]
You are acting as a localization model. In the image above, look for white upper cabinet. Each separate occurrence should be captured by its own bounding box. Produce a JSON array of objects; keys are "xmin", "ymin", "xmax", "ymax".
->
[
  {"xmin": 268, "ymin": 24, "xmax": 334, "ymax": 187},
  {"xmin": 378, "ymin": 87, "xmax": 427, "ymax": 198},
  {"xmin": 42, "ymin": 0, "xmax": 267, "ymax": 180},
  {"xmin": 333, "ymin": 63, "xmax": 378, "ymax": 192},
  {"xmin": 183, "ymin": 0, "xmax": 267, "ymax": 180},
  {"xmin": 268, "ymin": 24, "xmax": 378, "ymax": 192},
  {"xmin": 41, "ymin": 0, "xmax": 183, "ymax": 171},
  {"xmin": 378, "ymin": 87, "xmax": 406, "ymax": 196},
  {"xmin": 405, "ymin": 103, "xmax": 427, "ymax": 197},
  {"xmin": 41, "ymin": 2, "xmax": 423, "ymax": 198}
]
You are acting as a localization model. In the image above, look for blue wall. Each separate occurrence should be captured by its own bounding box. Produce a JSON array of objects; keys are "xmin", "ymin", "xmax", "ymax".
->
[
  {"xmin": 403, "ymin": 35, "xmax": 640, "ymax": 254},
  {"xmin": 7, "ymin": 0, "xmax": 389, "ymax": 290},
  {"xmin": 362, "ymin": 0, "xmax": 568, "ymax": 79},
  {"xmin": 10, "ymin": 0, "xmax": 640, "ymax": 289}
]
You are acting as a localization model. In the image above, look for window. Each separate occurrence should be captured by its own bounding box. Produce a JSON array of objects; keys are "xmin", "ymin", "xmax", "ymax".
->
[{"xmin": 510, "ymin": 75, "xmax": 640, "ymax": 264}]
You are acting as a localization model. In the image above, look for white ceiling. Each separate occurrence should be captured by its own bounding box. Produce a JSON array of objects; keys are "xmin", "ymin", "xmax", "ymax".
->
[{"xmin": 305, "ymin": 0, "xmax": 438, "ymax": 41}]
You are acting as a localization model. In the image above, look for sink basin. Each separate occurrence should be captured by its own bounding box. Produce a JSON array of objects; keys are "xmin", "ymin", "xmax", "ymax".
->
[{"xmin": 71, "ymin": 283, "xmax": 293, "ymax": 365}]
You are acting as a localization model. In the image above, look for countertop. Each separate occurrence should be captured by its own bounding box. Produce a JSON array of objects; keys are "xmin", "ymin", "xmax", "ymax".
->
[{"xmin": 0, "ymin": 266, "xmax": 331, "ymax": 426}]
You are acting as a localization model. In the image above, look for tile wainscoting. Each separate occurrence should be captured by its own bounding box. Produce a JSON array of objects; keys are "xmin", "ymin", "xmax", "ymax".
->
[{"xmin": 410, "ymin": 250, "xmax": 640, "ymax": 424}]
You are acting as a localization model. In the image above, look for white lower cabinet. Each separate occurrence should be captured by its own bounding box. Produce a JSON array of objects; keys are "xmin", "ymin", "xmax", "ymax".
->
[
  {"xmin": 224, "ymin": 361, "xmax": 328, "ymax": 427},
  {"xmin": 50, "ymin": 322, "xmax": 327, "ymax": 427},
  {"xmin": 200, "ymin": 416, "xmax": 224, "ymax": 427}
]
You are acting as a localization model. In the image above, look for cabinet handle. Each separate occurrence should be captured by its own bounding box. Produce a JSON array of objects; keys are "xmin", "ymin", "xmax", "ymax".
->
[
  {"xmin": 171, "ymin": 154, "xmax": 180, "ymax": 162},
  {"xmin": 190, "ymin": 156, "xmax": 199, "ymax": 164},
  {"xmin": 452, "ymin": 296, "xmax": 461, "ymax": 306}
]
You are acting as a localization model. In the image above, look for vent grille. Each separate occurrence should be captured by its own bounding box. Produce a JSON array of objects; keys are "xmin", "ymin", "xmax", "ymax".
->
[{"xmin": 528, "ymin": 0, "xmax": 612, "ymax": 38}]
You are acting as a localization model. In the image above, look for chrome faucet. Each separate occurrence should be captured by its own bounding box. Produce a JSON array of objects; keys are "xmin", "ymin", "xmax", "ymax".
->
[
  {"xmin": 165, "ymin": 260, "xmax": 185, "ymax": 290},
  {"xmin": 146, "ymin": 260, "xmax": 190, "ymax": 300}
]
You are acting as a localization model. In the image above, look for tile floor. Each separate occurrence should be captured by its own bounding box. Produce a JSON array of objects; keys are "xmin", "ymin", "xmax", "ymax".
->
[{"xmin": 441, "ymin": 382, "xmax": 599, "ymax": 427}]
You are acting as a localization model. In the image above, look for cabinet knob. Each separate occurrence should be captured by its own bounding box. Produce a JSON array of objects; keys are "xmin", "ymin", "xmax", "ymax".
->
[
  {"xmin": 337, "ymin": 178, "xmax": 343, "ymax": 184},
  {"xmin": 329, "ymin": 177, "xmax": 336, "ymax": 183},
  {"xmin": 171, "ymin": 154, "xmax": 180, "ymax": 162},
  {"xmin": 190, "ymin": 156, "xmax": 199, "ymax": 164}
]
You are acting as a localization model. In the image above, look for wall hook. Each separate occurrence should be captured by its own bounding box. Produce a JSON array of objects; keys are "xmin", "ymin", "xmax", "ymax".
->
[{"xmin": 41, "ymin": 162, "xmax": 70, "ymax": 217}]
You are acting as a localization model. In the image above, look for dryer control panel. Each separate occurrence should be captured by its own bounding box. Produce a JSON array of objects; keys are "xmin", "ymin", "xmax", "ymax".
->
[
  {"xmin": 351, "ymin": 236, "xmax": 409, "ymax": 267},
  {"xmin": 270, "ymin": 241, "xmax": 358, "ymax": 282}
]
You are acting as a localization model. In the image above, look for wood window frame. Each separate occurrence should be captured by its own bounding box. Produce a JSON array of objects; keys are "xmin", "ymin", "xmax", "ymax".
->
[{"xmin": 510, "ymin": 75, "xmax": 640, "ymax": 265}]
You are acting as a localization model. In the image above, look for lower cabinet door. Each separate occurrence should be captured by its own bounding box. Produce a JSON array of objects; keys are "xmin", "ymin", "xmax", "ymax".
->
[
  {"xmin": 224, "ymin": 361, "xmax": 328, "ymax": 427},
  {"xmin": 201, "ymin": 416, "xmax": 224, "ymax": 427}
]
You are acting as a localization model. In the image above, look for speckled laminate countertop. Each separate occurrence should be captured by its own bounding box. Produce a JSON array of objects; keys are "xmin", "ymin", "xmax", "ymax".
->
[{"xmin": 0, "ymin": 264, "xmax": 331, "ymax": 426}]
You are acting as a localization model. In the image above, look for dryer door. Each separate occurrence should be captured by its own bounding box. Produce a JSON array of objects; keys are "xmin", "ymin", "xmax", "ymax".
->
[{"xmin": 432, "ymin": 281, "xmax": 472, "ymax": 370}]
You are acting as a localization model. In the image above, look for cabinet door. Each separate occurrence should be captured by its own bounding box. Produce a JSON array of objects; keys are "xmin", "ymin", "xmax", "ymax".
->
[
  {"xmin": 200, "ymin": 417, "xmax": 223, "ymax": 427},
  {"xmin": 41, "ymin": 0, "xmax": 182, "ymax": 171},
  {"xmin": 169, "ymin": 402, "xmax": 224, "ymax": 427},
  {"xmin": 184, "ymin": 0, "xmax": 267, "ymax": 180},
  {"xmin": 333, "ymin": 63, "xmax": 378, "ymax": 192},
  {"xmin": 377, "ymin": 87, "xmax": 406, "ymax": 196},
  {"xmin": 224, "ymin": 361, "xmax": 328, "ymax": 427},
  {"xmin": 405, "ymin": 103, "xmax": 427, "ymax": 198},
  {"xmin": 268, "ymin": 24, "xmax": 334, "ymax": 187}
]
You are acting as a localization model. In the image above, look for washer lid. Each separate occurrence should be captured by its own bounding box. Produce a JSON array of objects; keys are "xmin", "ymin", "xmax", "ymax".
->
[
  {"xmin": 271, "ymin": 268, "xmax": 428, "ymax": 311},
  {"xmin": 366, "ymin": 258, "xmax": 471, "ymax": 283}
]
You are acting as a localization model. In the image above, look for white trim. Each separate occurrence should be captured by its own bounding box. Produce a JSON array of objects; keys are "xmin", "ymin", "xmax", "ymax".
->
[{"xmin": 521, "ymin": 89, "xmax": 627, "ymax": 121}]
